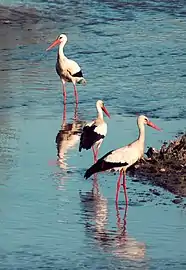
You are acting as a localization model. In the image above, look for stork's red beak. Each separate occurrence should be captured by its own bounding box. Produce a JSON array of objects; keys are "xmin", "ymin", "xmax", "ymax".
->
[
  {"xmin": 102, "ymin": 106, "xmax": 110, "ymax": 118},
  {"xmin": 147, "ymin": 120, "xmax": 161, "ymax": 131},
  {"xmin": 46, "ymin": 39, "xmax": 60, "ymax": 51}
]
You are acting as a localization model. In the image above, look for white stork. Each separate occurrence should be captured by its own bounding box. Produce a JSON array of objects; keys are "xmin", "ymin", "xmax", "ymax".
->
[
  {"xmin": 46, "ymin": 34, "xmax": 86, "ymax": 104},
  {"xmin": 79, "ymin": 100, "xmax": 110, "ymax": 162},
  {"xmin": 84, "ymin": 115, "xmax": 161, "ymax": 205}
]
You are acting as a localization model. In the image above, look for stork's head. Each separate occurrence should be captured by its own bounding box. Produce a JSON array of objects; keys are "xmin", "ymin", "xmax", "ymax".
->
[
  {"xmin": 137, "ymin": 115, "xmax": 161, "ymax": 131},
  {"xmin": 96, "ymin": 100, "xmax": 110, "ymax": 118},
  {"xmin": 46, "ymin": 34, "xmax": 68, "ymax": 51}
]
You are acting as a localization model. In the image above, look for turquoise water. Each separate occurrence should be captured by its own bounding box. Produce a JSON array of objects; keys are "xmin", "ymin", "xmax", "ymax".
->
[{"xmin": 0, "ymin": 1, "xmax": 186, "ymax": 269}]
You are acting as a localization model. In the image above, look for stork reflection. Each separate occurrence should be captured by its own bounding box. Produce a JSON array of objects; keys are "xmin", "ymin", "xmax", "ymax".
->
[
  {"xmin": 55, "ymin": 103, "xmax": 85, "ymax": 169},
  {"xmin": 113, "ymin": 204, "xmax": 146, "ymax": 261},
  {"xmin": 80, "ymin": 177, "xmax": 146, "ymax": 262},
  {"xmin": 79, "ymin": 175, "xmax": 108, "ymax": 242}
]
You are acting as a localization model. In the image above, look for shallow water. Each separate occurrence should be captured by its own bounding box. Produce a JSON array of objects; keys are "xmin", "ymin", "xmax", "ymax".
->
[{"xmin": 0, "ymin": 1, "xmax": 186, "ymax": 269}]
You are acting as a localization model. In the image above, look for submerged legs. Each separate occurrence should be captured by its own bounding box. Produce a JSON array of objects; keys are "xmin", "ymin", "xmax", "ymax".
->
[{"xmin": 115, "ymin": 202, "xmax": 128, "ymax": 233}]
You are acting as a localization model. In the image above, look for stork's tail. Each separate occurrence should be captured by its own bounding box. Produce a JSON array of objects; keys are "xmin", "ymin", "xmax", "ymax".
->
[{"xmin": 77, "ymin": 78, "xmax": 86, "ymax": 85}]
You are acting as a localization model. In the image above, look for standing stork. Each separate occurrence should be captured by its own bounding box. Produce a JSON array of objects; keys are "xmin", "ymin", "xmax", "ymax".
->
[
  {"xmin": 79, "ymin": 100, "xmax": 110, "ymax": 163},
  {"xmin": 46, "ymin": 34, "xmax": 86, "ymax": 104},
  {"xmin": 84, "ymin": 115, "xmax": 161, "ymax": 205}
]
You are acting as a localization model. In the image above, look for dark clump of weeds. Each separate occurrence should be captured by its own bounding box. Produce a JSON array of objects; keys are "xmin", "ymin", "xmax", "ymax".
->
[{"xmin": 128, "ymin": 134, "xmax": 186, "ymax": 203}]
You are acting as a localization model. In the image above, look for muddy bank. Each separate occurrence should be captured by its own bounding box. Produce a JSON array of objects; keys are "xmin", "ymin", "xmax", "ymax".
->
[
  {"xmin": 0, "ymin": 4, "xmax": 56, "ymax": 49},
  {"xmin": 128, "ymin": 133, "xmax": 186, "ymax": 197},
  {"xmin": 0, "ymin": 5, "xmax": 41, "ymax": 26}
]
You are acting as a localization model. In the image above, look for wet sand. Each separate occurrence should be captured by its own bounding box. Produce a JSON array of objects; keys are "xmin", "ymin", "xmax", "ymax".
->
[
  {"xmin": 0, "ymin": 4, "xmax": 55, "ymax": 49},
  {"xmin": 0, "ymin": 4, "xmax": 40, "ymax": 25}
]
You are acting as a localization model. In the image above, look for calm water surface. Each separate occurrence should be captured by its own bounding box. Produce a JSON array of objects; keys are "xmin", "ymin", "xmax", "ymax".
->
[{"xmin": 0, "ymin": 1, "xmax": 186, "ymax": 269}]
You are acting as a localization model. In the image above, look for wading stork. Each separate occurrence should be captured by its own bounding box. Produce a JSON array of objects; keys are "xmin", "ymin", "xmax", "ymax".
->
[
  {"xmin": 84, "ymin": 115, "xmax": 161, "ymax": 205},
  {"xmin": 46, "ymin": 34, "xmax": 86, "ymax": 104},
  {"xmin": 79, "ymin": 100, "xmax": 110, "ymax": 162}
]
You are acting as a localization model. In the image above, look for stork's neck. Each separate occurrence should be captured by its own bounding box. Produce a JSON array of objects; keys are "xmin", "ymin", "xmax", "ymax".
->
[
  {"xmin": 96, "ymin": 104, "xmax": 103, "ymax": 119},
  {"xmin": 138, "ymin": 121, "xmax": 145, "ymax": 145},
  {"xmin": 58, "ymin": 42, "xmax": 65, "ymax": 59}
]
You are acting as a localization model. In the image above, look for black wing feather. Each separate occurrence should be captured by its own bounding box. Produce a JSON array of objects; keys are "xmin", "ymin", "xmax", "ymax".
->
[
  {"xmin": 84, "ymin": 150, "xmax": 128, "ymax": 179},
  {"xmin": 72, "ymin": 70, "xmax": 83, "ymax": 78},
  {"xmin": 79, "ymin": 125, "xmax": 104, "ymax": 152}
]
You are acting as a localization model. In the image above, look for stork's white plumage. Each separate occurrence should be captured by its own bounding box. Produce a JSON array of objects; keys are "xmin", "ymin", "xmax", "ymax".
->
[
  {"xmin": 79, "ymin": 100, "xmax": 110, "ymax": 162},
  {"xmin": 84, "ymin": 115, "xmax": 161, "ymax": 205},
  {"xmin": 46, "ymin": 34, "xmax": 86, "ymax": 104}
]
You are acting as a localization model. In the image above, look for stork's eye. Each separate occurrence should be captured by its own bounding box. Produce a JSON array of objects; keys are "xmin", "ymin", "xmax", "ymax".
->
[{"xmin": 144, "ymin": 118, "xmax": 148, "ymax": 122}]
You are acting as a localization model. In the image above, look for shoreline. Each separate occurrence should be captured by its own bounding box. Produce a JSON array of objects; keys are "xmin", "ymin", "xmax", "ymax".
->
[
  {"xmin": 0, "ymin": 4, "xmax": 55, "ymax": 49},
  {"xmin": 128, "ymin": 133, "xmax": 186, "ymax": 201},
  {"xmin": 0, "ymin": 4, "xmax": 42, "ymax": 26}
]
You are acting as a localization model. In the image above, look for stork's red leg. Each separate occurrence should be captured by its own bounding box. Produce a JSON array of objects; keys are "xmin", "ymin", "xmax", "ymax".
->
[
  {"xmin": 122, "ymin": 171, "xmax": 128, "ymax": 206},
  {"xmin": 73, "ymin": 83, "xmax": 79, "ymax": 104},
  {"xmin": 94, "ymin": 147, "xmax": 99, "ymax": 163},
  {"xmin": 95, "ymin": 142, "xmax": 102, "ymax": 162},
  {"xmin": 95, "ymin": 151, "xmax": 98, "ymax": 162},
  {"xmin": 62, "ymin": 103, "xmax": 67, "ymax": 124},
  {"xmin": 62, "ymin": 80, "xmax": 67, "ymax": 104},
  {"xmin": 92, "ymin": 146, "xmax": 96, "ymax": 163},
  {"xmin": 74, "ymin": 102, "xmax": 78, "ymax": 121},
  {"xmin": 115, "ymin": 170, "xmax": 123, "ymax": 203}
]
